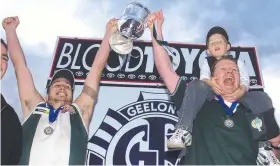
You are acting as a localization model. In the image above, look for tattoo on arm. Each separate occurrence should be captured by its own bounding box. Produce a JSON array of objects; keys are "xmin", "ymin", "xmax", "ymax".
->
[{"xmin": 82, "ymin": 85, "xmax": 97, "ymax": 100}]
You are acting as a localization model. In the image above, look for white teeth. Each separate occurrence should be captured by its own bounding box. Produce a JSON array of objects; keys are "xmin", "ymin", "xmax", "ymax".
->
[
  {"xmin": 57, "ymin": 92, "xmax": 66, "ymax": 96},
  {"xmin": 226, "ymin": 74, "xmax": 234, "ymax": 79}
]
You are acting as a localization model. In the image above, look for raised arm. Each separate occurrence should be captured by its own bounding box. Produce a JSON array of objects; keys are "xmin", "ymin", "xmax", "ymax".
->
[
  {"xmin": 74, "ymin": 18, "xmax": 117, "ymax": 128},
  {"xmin": 147, "ymin": 10, "xmax": 179, "ymax": 94},
  {"xmin": 3, "ymin": 17, "xmax": 43, "ymax": 118}
]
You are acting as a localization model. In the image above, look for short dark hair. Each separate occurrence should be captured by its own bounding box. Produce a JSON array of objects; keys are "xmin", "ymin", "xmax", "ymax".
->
[
  {"xmin": 206, "ymin": 26, "xmax": 230, "ymax": 48},
  {"xmin": 46, "ymin": 69, "xmax": 75, "ymax": 94},
  {"xmin": 210, "ymin": 56, "xmax": 238, "ymax": 77},
  {"xmin": 1, "ymin": 39, "xmax": 8, "ymax": 50}
]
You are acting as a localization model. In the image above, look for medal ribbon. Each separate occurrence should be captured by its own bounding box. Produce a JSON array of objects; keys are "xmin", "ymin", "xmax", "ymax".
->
[
  {"xmin": 153, "ymin": 23, "xmax": 168, "ymax": 45},
  {"xmin": 216, "ymin": 95, "xmax": 238, "ymax": 116},
  {"xmin": 152, "ymin": 23, "xmax": 175, "ymax": 57},
  {"xmin": 47, "ymin": 104, "xmax": 63, "ymax": 123}
]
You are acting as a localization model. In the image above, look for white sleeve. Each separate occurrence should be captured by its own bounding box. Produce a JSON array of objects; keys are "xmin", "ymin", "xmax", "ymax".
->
[
  {"xmin": 200, "ymin": 59, "xmax": 211, "ymax": 80},
  {"xmin": 237, "ymin": 59, "xmax": 250, "ymax": 90}
]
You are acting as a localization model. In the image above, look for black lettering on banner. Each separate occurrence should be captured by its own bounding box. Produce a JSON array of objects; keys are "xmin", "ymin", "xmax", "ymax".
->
[{"xmin": 47, "ymin": 37, "xmax": 264, "ymax": 89}]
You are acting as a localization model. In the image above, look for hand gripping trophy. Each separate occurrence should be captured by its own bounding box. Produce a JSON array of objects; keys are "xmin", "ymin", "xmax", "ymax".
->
[{"xmin": 109, "ymin": 2, "xmax": 151, "ymax": 55}]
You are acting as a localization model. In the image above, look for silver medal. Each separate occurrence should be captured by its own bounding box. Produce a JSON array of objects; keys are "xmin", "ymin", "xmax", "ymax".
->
[
  {"xmin": 251, "ymin": 117, "xmax": 263, "ymax": 132},
  {"xmin": 224, "ymin": 118, "xmax": 234, "ymax": 128},
  {"xmin": 44, "ymin": 126, "xmax": 54, "ymax": 135}
]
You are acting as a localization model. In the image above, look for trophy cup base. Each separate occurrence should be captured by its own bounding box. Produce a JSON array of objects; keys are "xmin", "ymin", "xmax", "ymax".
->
[{"xmin": 109, "ymin": 32, "xmax": 133, "ymax": 55}]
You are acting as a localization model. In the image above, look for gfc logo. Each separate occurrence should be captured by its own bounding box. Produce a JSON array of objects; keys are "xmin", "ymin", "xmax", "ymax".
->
[{"xmin": 86, "ymin": 92, "xmax": 181, "ymax": 165}]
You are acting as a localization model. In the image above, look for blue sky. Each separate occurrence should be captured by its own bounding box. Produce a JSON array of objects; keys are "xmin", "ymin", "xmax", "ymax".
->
[{"xmin": 1, "ymin": 0, "xmax": 279, "ymax": 123}]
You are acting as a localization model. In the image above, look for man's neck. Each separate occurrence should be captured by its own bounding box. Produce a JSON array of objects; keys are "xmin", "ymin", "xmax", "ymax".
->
[
  {"xmin": 47, "ymin": 100, "xmax": 70, "ymax": 109},
  {"xmin": 216, "ymin": 95, "xmax": 232, "ymax": 103},
  {"xmin": 221, "ymin": 95, "xmax": 229, "ymax": 101}
]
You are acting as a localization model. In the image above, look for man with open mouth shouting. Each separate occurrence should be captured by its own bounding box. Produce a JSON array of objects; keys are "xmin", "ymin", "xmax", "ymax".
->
[
  {"xmin": 178, "ymin": 56, "xmax": 280, "ymax": 165},
  {"xmin": 2, "ymin": 16, "xmax": 118, "ymax": 165},
  {"xmin": 148, "ymin": 10, "xmax": 280, "ymax": 165}
]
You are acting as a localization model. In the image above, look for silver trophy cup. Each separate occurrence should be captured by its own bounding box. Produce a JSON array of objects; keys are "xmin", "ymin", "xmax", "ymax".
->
[{"xmin": 109, "ymin": 2, "xmax": 150, "ymax": 55}]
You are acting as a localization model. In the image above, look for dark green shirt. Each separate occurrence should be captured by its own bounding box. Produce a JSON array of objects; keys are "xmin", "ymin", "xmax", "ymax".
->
[
  {"xmin": 171, "ymin": 78, "xmax": 279, "ymax": 165},
  {"xmin": 182, "ymin": 100, "xmax": 258, "ymax": 165},
  {"xmin": 1, "ymin": 94, "xmax": 22, "ymax": 165}
]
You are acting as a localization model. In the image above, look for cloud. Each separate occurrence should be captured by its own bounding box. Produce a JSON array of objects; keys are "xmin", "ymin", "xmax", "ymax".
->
[{"xmin": 0, "ymin": 0, "xmax": 105, "ymax": 57}]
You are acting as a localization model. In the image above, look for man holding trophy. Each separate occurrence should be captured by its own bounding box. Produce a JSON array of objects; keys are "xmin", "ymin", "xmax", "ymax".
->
[
  {"xmin": 2, "ymin": 16, "xmax": 118, "ymax": 165},
  {"xmin": 109, "ymin": 2, "xmax": 151, "ymax": 55},
  {"xmin": 1, "ymin": 2, "xmax": 153, "ymax": 165},
  {"xmin": 2, "ymin": 2, "xmax": 153, "ymax": 165},
  {"xmin": 147, "ymin": 9, "xmax": 280, "ymax": 165}
]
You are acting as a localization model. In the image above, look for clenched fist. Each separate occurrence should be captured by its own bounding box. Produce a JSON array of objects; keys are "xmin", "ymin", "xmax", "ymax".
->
[{"xmin": 2, "ymin": 16, "xmax": 20, "ymax": 30}]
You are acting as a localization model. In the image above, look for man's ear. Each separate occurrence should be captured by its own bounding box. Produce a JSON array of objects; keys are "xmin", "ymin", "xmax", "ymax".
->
[
  {"xmin": 226, "ymin": 43, "xmax": 230, "ymax": 51},
  {"xmin": 206, "ymin": 49, "xmax": 211, "ymax": 56}
]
